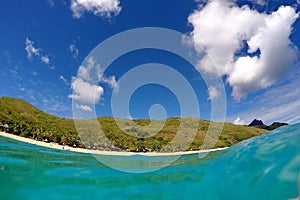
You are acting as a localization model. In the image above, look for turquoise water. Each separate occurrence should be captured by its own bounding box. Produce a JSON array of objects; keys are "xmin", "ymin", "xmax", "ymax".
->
[{"xmin": 1, "ymin": 124, "xmax": 300, "ymax": 199}]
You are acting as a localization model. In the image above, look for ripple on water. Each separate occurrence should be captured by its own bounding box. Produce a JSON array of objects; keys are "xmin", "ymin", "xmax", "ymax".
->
[
  {"xmin": 0, "ymin": 156, "xmax": 29, "ymax": 164},
  {"xmin": 1, "ymin": 123, "xmax": 300, "ymax": 200}
]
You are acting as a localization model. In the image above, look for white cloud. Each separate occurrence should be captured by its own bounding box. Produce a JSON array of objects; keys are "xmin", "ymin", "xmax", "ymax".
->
[
  {"xmin": 41, "ymin": 55, "xmax": 50, "ymax": 64},
  {"xmin": 207, "ymin": 86, "xmax": 220, "ymax": 100},
  {"xmin": 69, "ymin": 56, "xmax": 119, "ymax": 103},
  {"xmin": 261, "ymin": 100, "xmax": 300, "ymax": 124},
  {"xmin": 228, "ymin": 68, "xmax": 300, "ymax": 125},
  {"xmin": 77, "ymin": 56, "xmax": 103, "ymax": 82},
  {"xmin": 233, "ymin": 117, "xmax": 245, "ymax": 125},
  {"xmin": 228, "ymin": 6, "xmax": 299, "ymax": 100},
  {"xmin": 75, "ymin": 104, "xmax": 93, "ymax": 112},
  {"xmin": 59, "ymin": 75, "xmax": 69, "ymax": 85},
  {"xmin": 102, "ymin": 75, "xmax": 119, "ymax": 91},
  {"xmin": 25, "ymin": 38, "xmax": 40, "ymax": 60},
  {"xmin": 70, "ymin": 0, "xmax": 121, "ymax": 19},
  {"xmin": 69, "ymin": 77, "xmax": 104, "ymax": 104},
  {"xmin": 25, "ymin": 38, "xmax": 54, "ymax": 69},
  {"xmin": 69, "ymin": 43, "xmax": 79, "ymax": 59},
  {"xmin": 125, "ymin": 115, "xmax": 134, "ymax": 120},
  {"xmin": 188, "ymin": 0, "xmax": 299, "ymax": 100}
]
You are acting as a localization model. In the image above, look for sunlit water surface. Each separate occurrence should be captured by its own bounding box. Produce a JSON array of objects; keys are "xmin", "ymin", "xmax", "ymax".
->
[{"xmin": 1, "ymin": 123, "xmax": 300, "ymax": 199}]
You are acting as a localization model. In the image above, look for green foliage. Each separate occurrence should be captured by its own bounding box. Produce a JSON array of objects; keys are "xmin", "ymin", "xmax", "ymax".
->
[
  {"xmin": 0, "ymin": 96, "xmax": 79, "ymax": 146},
  {"xmin": 0, "ymin": 96, "xmax": 268, "ymax": 152}
]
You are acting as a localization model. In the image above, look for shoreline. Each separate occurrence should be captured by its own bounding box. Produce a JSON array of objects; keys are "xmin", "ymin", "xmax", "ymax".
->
[{"xmin": 0, "ymin": 131, "xmax": 228, "ymax": 156}]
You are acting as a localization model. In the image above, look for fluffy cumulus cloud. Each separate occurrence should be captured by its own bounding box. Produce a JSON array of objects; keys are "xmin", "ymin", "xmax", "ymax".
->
[
  {"xmin": 233, "ymin": 117, "xmax": 245, "ymax": 125},
  {"xmin": 77, "ymin": 56, "xmax": 102, "ymax": 82},
  {"xmin": 188, "ymin": 0, "xmax": 299, "ymax": 100},
  {"xmin": 70, "ymin": 0, "xmax": 121, "ymax": 19},
  {"xmin": 69, "ymin": 56, "xmax": 119, "ymax": 104},
  {"xmin": 69, "ymin": 77, "xmax": 104, "ymax": 103},
  {"xmin": 207, "ymin": 86, "xmax": 220, "ymax": 100},
  {"xmin": 41, "ymin": 55, "xmax": 50, "ymax": 64}
]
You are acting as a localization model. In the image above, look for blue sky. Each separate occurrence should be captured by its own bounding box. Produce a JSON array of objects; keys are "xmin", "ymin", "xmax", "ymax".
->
[{"xmin": 0, "ymin": 0, "xmax": 300, "ymax": 125}]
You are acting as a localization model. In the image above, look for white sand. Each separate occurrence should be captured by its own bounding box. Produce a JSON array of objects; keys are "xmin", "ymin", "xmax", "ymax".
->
[{"xmin": 0, "ymin": 131, "xmax": 227, "ymax": 156}]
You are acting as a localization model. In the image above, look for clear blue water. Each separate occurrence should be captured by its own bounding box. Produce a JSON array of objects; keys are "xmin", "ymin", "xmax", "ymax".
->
[{"xmin": 1, "ymin": 123, "xmax": 300, "ymax": 200}]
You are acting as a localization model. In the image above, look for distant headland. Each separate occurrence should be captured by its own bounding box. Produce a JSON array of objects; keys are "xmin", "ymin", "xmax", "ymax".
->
[{"xmin": 248, "ymin": 119, "xmax": 288, "ymax": 131}]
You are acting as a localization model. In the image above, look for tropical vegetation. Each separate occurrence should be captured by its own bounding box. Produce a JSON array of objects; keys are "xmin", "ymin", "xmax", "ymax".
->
[{"xmin": 0, "ymin": 96, "xmax": 268, "ymax": 152}]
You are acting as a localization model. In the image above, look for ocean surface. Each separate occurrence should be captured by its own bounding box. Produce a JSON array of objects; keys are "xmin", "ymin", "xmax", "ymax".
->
[{"xmin": 1, "ymin": 123, "xmax": 300, "ymax": 200}]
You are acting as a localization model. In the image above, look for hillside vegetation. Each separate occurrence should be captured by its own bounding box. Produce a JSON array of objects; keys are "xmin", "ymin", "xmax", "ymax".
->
[
  {"xmin": 0, "ymin": 96, "xmax": 80, "ymax": 146},
  {"xmin": 0, "ymin": 96, "xmax": 268, "ymax": 152}
]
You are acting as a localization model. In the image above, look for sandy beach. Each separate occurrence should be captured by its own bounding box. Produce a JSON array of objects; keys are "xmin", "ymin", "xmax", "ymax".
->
[{"xmin": 0, "ymin": 131, "xmax": 227, "ymax": 156}]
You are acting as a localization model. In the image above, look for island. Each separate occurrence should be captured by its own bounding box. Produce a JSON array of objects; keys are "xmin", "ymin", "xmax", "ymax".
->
[{"xmin": 0, "ymin": 96, "xmax": 273, "ymax": 154}]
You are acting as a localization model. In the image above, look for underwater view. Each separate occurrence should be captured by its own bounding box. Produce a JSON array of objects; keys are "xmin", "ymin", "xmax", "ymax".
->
[{"xmin": 1, "ymin": 123, "xmax": 300, "ymax": 200}]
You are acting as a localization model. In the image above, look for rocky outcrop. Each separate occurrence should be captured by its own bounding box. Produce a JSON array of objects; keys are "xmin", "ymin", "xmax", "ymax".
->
[
  {"xmin": 248, "ymin": 119, "xmax": 265, "ymax": 126},
  {"xmin": 248, "ymin": 119, "xmax": 288, "ymax": 131},
  {"xmin": 267, "ymin": 122, "xmax": 289, "ymax": 130}
]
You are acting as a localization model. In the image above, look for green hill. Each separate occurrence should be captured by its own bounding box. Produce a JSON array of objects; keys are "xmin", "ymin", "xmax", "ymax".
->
[
  {"xmin": 0, "ymin": 96, "xmax": 79, "ymax": 146},
  {"xmin": 0, "ymin": 96, "xmax": 268, "ymax": 152}
]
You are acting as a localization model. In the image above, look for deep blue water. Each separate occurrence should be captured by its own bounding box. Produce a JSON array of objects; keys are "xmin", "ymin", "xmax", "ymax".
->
[{"xmin": 1, "ymin": 123, "xmax": 300, "ymax": 200}]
